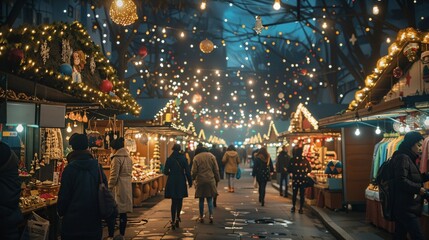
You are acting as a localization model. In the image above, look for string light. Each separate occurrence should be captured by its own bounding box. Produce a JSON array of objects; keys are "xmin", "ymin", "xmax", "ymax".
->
[
  {"xmin": 16, "ymin": 124, "xmax": 24, "ymax": 133},
  {"xmin": 200, "ymin": 0, "xmax": 207, "ymax": 10}
]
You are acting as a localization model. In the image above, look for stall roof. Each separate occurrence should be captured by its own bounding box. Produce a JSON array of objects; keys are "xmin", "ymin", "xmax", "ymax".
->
[{"xmin": 125, "ymin": 125, "xmax": 192, "ymax": 137}]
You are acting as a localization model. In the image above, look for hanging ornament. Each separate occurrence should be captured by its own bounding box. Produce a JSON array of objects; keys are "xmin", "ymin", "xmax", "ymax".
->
[
  {"xmin": 61, "ymin": 39, "xmax": 72, "ymax": 64},
  {"xmin": 393, "ymin": 66, "xmax": 403, "ymax": 78},
  {"xmin": 82, "ymin": 111, "xmax": 88, "ymax": 123},
  {"xmin": 403, "ymin": 42, "xmax": 419, "ymax": 62},
  {"xmin": 109, "ymin": 0, "xmax": 138, "ymax": 26},
  {"xmin": 253, "ymin": 16, "xmax": 264, "ymax": 34},
  {"xmin": 90, "ymin": 56, "xmax": 96, "ymax": 74},
  {"xmin": 138, "ymin": 46, "xmax": 148, "ymax": 58},
  {"xmin": 8, "ymin": 48, "xmax": 24, "ymax": 67},
  {"xmin": 59, "ymin": 63, "xmax": 73, "ymax": 76},
  {"xmin": 199, "ymin": 39, "xmax": 214, "ymax": 54},
  {"xmin": 100, "ymin": 79, "xmax": 114, "ymax": 93},
  {"xmin": 40, "ymin": 40, "xmax": 50, "ymax": 65}
]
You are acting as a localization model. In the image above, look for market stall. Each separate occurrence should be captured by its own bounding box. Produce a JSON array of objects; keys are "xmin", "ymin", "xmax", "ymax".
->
[
  {"xmin": 278, "ymin": 103, "xmax": 346, "ymax": 210},
  {"xmin": 319, "ymin": 28, "xmax": 429, "ymax": 234}
]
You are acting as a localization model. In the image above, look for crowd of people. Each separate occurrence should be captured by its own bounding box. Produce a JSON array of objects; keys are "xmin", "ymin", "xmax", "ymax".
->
[{"xmin": 2, "ymin": 131, "xmax": 428, "ymax": 239}]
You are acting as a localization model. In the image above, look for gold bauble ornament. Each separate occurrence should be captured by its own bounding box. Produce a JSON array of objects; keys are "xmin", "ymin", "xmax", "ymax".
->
[
  {"xmin": 199, "ymin": 38, "xmax": 214, "ymax": 54},
  {"xmin": 109, "ymin": 0, "xmax": 138, "ymax": 26}
]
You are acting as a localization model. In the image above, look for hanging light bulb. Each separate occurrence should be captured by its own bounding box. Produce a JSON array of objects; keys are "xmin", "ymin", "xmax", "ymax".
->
[
  {"xmin": 200, "ymin": 0, "xmax": 206, "ymax": 10},
  {"xmin": 16, "ymin": 124, "xmax": 24, "ymax": 133},
  {"xmin": 372, "ymin": 5, "xmax": 379, "ymax": 15},
  {"xmin": 375, "ymin": 126, "xmax": 381, "ymax": 135},
  {"xmin": 355, "ymin": 124, "xmax": 361, "ymax": 136},
  {"xmin": 66, "ymin": 123, "xmax": 72, "ymax": 133},
  {"xmin": 73, "ymin": 121, "xmax": 78, "ymax": 127},
  {"xmin": 273, "ymin": 0, "xmax": 281, "ymax": 10}
]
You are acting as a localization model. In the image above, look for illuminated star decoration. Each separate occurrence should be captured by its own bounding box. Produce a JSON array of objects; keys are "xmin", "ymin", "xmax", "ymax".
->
[
  {"xmin": 253, "ymin": 16, "xmax": 264, "ymax": 34},
  {"xmin": 349, "ymin": 33, "xmax": 357, "ymax": 46}
]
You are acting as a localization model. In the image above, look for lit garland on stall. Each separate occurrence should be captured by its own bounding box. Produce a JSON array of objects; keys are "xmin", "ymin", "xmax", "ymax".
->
[
  {"xmin": 288, "ymin": 103, "xmax": 319, "ymax": 132},
  {"xmin": 0, "ymin": 22, "xmax": 141, "ymax": 115}
]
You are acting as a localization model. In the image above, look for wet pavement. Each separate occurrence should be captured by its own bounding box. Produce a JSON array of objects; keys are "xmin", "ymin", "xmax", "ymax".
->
[{"xmin": 104, "ymin": 166, "xmax": 393, "ymax": 240}]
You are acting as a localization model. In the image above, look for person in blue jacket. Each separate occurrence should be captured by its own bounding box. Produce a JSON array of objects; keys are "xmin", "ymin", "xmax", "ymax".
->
[
  {"xmin": 163, "ymin": 144, "xmax": 192, "ymax": 230},
  {"xmin": 57, "ymin": 133, "xmax": 107, "ymax": 240},
  {"xmin": 0, "ymin": 141, "xmax": 23, "ymax": 240}
]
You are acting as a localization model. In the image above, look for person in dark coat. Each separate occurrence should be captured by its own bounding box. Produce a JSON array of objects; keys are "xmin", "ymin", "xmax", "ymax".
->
[
  {"xmin": 391, "ymin": 131, "xmax": 428, "ymax": 240},
  {"xmin": 57, "ymin": 133, "xmax": 106, "ymax": 240},
  {"xmin": 210, "ymin": 144, "xmax": 224, "ymax": 180},
  {"xmin": 163, "ymin": 144, "xmax": 192, "ymax": 230},
  {"xmin": 252, "ymin": 147, "xmax": 274, "ymax": 206},
  {"xmin": 0, "ymin": 141, "xmax": 23, "ymax": 240},
  {"xmin": 276, "ymin": 145, "xmax": 290, "ymax": 197},
  {"xmin": 288, "ymin": 146, "xmax": 312, "ymax": 214}
]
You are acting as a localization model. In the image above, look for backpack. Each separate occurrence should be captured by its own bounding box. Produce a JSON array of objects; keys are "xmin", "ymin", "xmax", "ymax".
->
[{"xmin": 375, "ymin": 157, "xmax": 395, "ymax": 221}]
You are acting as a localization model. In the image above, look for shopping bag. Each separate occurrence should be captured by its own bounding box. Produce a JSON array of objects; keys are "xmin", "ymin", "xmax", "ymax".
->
[
  {"xmin": 27, "ymin": 212, "xmax": 49, "ymax": 240},
  {"xmin": 236, "ymin": 167, "xmax": 241, "ymax": 179}
]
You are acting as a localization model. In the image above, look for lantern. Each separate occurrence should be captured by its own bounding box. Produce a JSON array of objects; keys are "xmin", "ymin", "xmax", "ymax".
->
[
  {"xmin": 199, "ymin": 39, "xmax": 214, "ymax": 54},
  {"xmin": 100, "ymin": 79, "xmax": 113, "ymax": 93}
]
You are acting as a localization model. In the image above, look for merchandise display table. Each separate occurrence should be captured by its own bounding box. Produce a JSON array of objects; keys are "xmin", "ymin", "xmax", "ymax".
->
[
  {"xmin": 314, "ymin": 184, "xmax": 343, "ymax": 210},
  {"xmin": 132, "ymin": 174, "xmax": 165, "ymax": 206}
]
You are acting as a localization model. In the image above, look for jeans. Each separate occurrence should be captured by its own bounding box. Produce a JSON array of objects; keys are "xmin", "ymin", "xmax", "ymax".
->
[
  {"xmin": 394, "ymin": 214, "xmax": 424, "ymax": 240},
  {"xmin": 107, "ymin": 211, "xmax": 127, "ymax": 237},
  {"xmin": 257, "ymin": 180, "xmax": 268, "ymax": 203},
  {"xmin": 171, "ymin": 198, "xmax": 183, "ymax": 222},
  {"xmin": 199, "ymin": 197, "xmax": 213, "ymax": 217},
  {"xmin": 279, "ymin": 173, "xmax": 289, "ymax": 196},
  {"xmin": 292, "ymin": 185, "xmax": 305, "ymax": 209},
  {"xmin": 226, "ymin": 173, "xmax": 235, "ymax": 189}
]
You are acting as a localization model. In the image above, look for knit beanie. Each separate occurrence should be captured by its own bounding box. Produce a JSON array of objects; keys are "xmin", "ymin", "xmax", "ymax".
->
[
  {"xmin": 69, "ymin": 133, "xmax": 89, "ymax": 150},
  {"xmin": 400, "ymin": 131, "xmax": 424, "ymax": 149}
]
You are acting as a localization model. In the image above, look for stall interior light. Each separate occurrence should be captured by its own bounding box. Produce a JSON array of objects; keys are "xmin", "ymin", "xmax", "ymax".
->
[
  {"xmin": 354, "ymin": 123, "xmax": 361, "ymax": 136},
  {"xmin": 375, "ymin": 126, "xmax": 381, "ymax": 135},
  {"xmin": 66, "ymin": 123, "xmax": 72, "ymax": 133},
  {"xmin": 16, "ymin": 124, "xmax": 24, "ymax": 133}
]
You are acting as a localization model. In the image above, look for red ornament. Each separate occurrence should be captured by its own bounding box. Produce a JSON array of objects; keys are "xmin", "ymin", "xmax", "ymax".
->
[
  {"xmin": 138, "ymin": 46, "xmax": 148, "ymax": 58},
  {"xmin": 393, "ymin": 66, "xmax": 403, "ymax": 79},
  {"xmin": 8, "ymin": 48, "xmax": 24, "ymax": 66},
  {"xmin": 300, "ymin": 69, "xmax": 308, "ymax": 75},
  {"xmin": 100, "ymin": 79, "xmax": 113, "ymax": 93}
]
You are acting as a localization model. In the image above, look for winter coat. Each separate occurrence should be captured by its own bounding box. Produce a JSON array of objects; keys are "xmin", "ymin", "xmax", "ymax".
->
[
  {"xmin": 57, "ymin": 151, "xmax": 105, "ymax": 239},
  {"xmin": 109, "ymin": 148, "xmax": 133, "ymax": 213},
  {"xmin": 192, "ymin": 152, "xmax": 220, "ymax": 198},
  {"xmin": 288, "ymin": 156, "xmax": 312, "ymax": 187},
  {"xmin": 222, "ymin": 150, "xmax": 240, "ymax": 174},
  {"xmin": 276, "ymin": 150, "xmax": 290, "ymax": 174},
  {"xmin": 0, "ymin": 151, "xmax": 23, "ymax": 235},
  {"xmin": 252, "ymin": 154, "xmax": 274, "ymax": 182},
  {"xmin": 210, "ymin": 147, "xmax": 223, "ymax": 170},
  {"xmin": 164, "ymin": 150, "xmax": 192, "ymax": 199},
  {"xmin": 392, "ymin": 148, "xmax": 429, "ymax": 218}
]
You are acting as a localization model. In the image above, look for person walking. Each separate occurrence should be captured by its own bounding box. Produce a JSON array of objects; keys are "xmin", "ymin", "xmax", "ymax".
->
[
  {"xmin": 0, "ymin": 141, "xmax": 23, "ymax": 240},
  {"xmin": 222, "ymin": 145, "xmax": 240, "ymax": 192},
  {"xmin": 288, "ymin": 145, "xmax": 312, "ymax": 214},
  {"xmin": 163, "ymin": 144, "xmax": 192, "ymax": 230},
  {"xmin": 106, "ymin": 137, "xmax": 133, "ymax": 240},
  {"xmin": 191, "ymin": 147, "xmax": 220, "ymax": 223},
  {"xmin": 57, "ymin": 133, "xmax": 104, "ymax": 240},
  {"xmin": 391, "ymin": 131, "xmax": 429, "ymax": 240},
  {"xmin": 276, "ymin": 145, "xmax": 290, "ymax": 197},
  {"xmin": 252, "ymin": 147, "xmax": 274, "ymax": 206},
  {"xmin": 210, "ymin": 144, "xmax": 223, "ymax": 207}
]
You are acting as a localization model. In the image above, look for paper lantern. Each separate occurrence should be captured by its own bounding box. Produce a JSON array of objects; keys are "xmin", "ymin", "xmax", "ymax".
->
[
  {"xmin": 8, "ymin": 48, "xmax": 24, "ymax": 66},
  {"xmin": 199, "ymin": 39, "xmax": 214, "ymax": 54},
  {"xmin": 138, "ymin": 46, "xmax": 148, "ymax": 58},
  {"xmin": 100, "ymin": 79, "xmax": 113, "ymax": 93},
  {"xmin": 59, "ymin": 63, "xmax": 73, "ymax": 76}
]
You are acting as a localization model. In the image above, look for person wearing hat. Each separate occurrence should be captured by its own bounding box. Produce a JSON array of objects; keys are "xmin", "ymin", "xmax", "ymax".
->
[
  {"xmin": 106, "ymin": 137, "xmax": 133, "ymax": 240},
  {"xmin": 275, "ymin": 144, "xmax": 290, "ymax": 197},
  {"xmin": 57, "ymin": 133, "xmax": 106, "ymax": 240},
  {"xmin": 0, "ymin": 141, "xmax": 23, "ymax": 240},
  {"xmin": 391, "ymin": 131, "xmax": 429, "ymax": 240},
  {"xmin": 163, "ymin": 143, "xmax": 192, "ymax": 230}
]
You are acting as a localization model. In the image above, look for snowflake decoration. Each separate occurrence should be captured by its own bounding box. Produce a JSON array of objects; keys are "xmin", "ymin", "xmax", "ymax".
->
[
  {"xmin": 61, "ymin": 39, "xmax": 72, "ymax": 64},
  {"xmin": 90, "ymin": 56, "xmax": 96, "ymax": 74},
  {"xmin": 40, "ymin": 41, "xmax": 50, "ymax": 65}
]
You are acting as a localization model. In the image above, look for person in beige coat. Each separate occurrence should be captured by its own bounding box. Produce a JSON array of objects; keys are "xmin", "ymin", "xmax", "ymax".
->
[
  {"xmin": 191, "ymin": 147, "xmax": 220, "ymax": 223},
  {"xmin": 106, "ymin": 137, "xmax": 133, "ymax": 240},
  {"xmin": 222, "ymin": 145, "xmax": 240, "ymax": 192}
]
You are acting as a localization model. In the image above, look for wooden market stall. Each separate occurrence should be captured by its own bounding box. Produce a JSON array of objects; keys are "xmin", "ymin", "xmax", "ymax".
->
[
  {"xmin": 318, "ymin": 28, "xmax": 429, "ymax": 234},
  {"xmin": 278, "ymin": 103, "xmax": 346, "ymax": 210}
]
